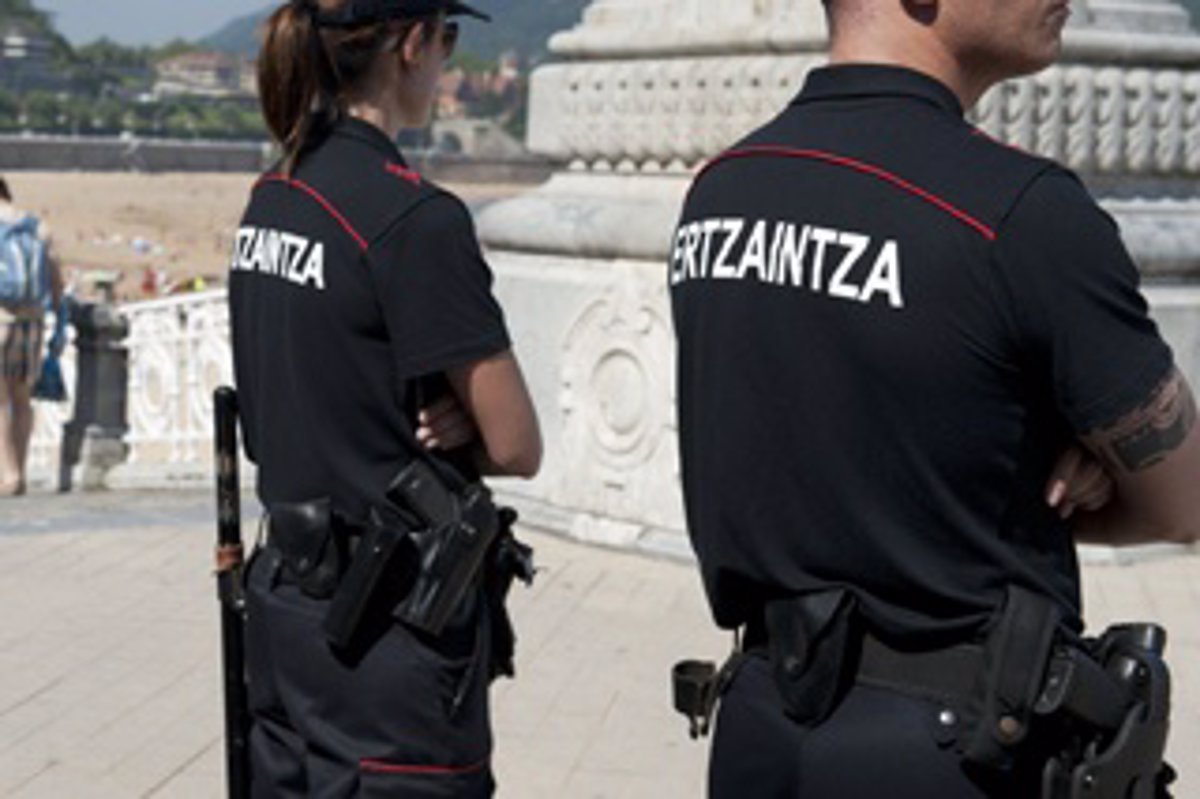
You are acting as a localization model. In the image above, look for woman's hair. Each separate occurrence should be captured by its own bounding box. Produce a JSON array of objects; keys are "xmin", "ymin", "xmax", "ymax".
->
[
  {"xmin": 0, "ymin": 176, "xmax": 10, "ymax": 202},
  {"xmin": 258, "ymin": 0, "xmax": 435, "ymax": 173}
]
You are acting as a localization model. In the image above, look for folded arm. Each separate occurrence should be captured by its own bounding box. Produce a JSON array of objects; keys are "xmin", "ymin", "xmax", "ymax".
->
[
  {"xmin": 443, "ymin": 350, "xmax": 542, "ymax": 479},
  {"xmin": 1071, "ymin": 368, "xmax": 1200, "ymax": 546}
]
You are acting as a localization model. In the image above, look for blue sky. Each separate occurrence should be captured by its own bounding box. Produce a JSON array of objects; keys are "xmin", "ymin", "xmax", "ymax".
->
[{"xmin": 33, "ymin": 0, "xmax": 262, "ymax": 45}]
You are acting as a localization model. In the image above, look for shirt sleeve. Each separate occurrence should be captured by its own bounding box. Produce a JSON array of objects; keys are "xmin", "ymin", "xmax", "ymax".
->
[
  {"xmin": 368, "ymin": 192, "xmax": 511, "ymax": 379},
  {"xmin": 994, "ymin": 169, "xmax": 1174, "ymax": 434}
]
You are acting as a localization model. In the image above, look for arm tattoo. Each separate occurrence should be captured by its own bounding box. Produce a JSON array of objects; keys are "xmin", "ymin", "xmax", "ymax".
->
[{"xmin": 1089, "ymin": 368, "xmax": 1198, "ymax": 474}]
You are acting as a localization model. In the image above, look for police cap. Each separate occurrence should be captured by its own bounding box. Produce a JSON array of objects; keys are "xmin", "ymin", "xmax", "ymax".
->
[{"xmin": 309, "ymin": 0, "xmax": 491, "ymax": 28}]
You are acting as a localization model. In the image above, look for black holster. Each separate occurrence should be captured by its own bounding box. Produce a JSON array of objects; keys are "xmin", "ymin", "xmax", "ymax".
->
[
  {"xmin": 265, "ymin": 471, "xmax": 537, "ymax": 674},
  {"xmin": 387, "ymin": 460, "xmax": 502, "ymax": 637},
  {"xmin": 1037, "ymin": 624, "xmax": 1174, "ymax": 799},
  {"xmin": 957, "ymin": 589, "xmax": 1174, "ymax": 798},
  {"xmin": 323, "ymin": 506, "xmax": 415, "ymax": 651}
]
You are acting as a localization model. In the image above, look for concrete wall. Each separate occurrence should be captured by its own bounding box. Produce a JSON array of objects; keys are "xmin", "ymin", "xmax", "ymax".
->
[
  {"xmin": 0, "ymin": 133, "xmax": 558, "ymax": 183},
  {"xmin": 410, "ymin": 152, "xmax": 559, "ymax": 186},
  {"xmin": 0, "ymin": 134, "xmax": 271, "ymax": 173}
]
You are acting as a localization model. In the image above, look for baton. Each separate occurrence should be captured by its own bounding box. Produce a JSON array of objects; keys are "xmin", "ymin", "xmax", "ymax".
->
[{"xmin": 213, "ymin": 387, "xmax": 251, "ymax": 799}]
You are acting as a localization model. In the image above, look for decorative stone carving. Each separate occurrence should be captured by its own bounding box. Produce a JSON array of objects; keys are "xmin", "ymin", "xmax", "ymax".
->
[
  {"xmin": 476, "ymin": 252, "xmax": 685, "ymax": 553},
  {"xmin": 531, "ymin": 58, "xmax": 1200, "ymax": 182},
  {"xmin": 1084, "ymin": 0, "xmax": 1195, "ymax": 33},
  {"xmin": 549, "ymin": 265, "xmax": 681, "ymax": 547},
  {"xmin": 561, "ymin": 279, "xmax": 672, "ymax": 478}
]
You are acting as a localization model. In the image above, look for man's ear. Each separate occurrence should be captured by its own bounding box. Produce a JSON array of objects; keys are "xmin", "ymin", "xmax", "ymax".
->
[{"xmin": 902, "ymin": 0, "xmax": 938, "ymax": 24}]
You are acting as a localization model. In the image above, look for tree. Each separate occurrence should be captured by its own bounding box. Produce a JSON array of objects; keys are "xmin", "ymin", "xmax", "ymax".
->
[
  {"xmin": 75, "ymin": 38, "xmax": 141, "ymax": 67},
  {"xmin": 0, "ymin": 88, "xmax": 18, "ymax": 130},
  {"xmin": 22, "ymin": 91, "xmax": 61, "ymax": 131},
  {"xmin": 87, "ymin": 98, "xmax": 125, "ymax": 134},
  {"xmin": 152, "ymin": 38, "xmax": 202, "ymax": 64}
]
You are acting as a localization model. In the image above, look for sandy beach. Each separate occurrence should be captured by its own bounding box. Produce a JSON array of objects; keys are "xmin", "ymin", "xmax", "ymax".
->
[{"xmin": 2, "ymin": 171, "xmax": 524, "ymax": 302}]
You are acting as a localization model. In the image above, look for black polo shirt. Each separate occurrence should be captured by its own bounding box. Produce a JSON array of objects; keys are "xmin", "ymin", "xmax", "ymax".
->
[
  {"xmin": 229, "ymin": 117, "xmax": 510, "ymax": 520},
  {"xmin": 670, "ymin": 65, "xmax": 1174, "ymax": 641}
]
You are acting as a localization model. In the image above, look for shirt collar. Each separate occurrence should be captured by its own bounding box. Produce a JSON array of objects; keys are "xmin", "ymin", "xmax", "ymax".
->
[
  {"xmin": 795, "ymin": 64, "xmax": 965, "ymax": 117},
  {"xmin": 331, "ymin": 115, "xmax": 408, "ymax": 165}
]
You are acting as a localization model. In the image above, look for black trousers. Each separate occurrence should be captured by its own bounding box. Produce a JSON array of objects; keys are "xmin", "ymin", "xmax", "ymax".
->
[
  {"xmin": 709, "ymin": 654, "xmax": 1042, "ymax": 798},
  {"xmin": 244, "ymin": 547, "xmax": 495, "ymax": 798}
]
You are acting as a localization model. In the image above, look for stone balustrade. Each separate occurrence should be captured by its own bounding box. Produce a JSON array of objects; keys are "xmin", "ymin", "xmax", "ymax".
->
[{"xmin": 530, "ymin": 59, "xmax": 1200, "ymax": 183}]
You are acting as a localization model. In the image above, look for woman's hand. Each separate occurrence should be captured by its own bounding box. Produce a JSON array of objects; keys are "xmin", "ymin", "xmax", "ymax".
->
[
  {"xmin": 1045, "ymin": 445, "xmax": 1115, "ymax": 520},
  {"xmin": 416, "ymin": 394, "xmax": 479, "ymax": 452}
]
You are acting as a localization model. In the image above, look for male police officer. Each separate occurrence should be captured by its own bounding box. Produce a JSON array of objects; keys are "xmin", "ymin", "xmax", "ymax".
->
[{"xmin": 670, "ymin": 0, "xmax": 1200, "ymax": 796}]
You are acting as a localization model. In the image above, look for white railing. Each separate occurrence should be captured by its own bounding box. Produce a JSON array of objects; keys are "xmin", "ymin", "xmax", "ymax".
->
[
  {"xmin": 28, "ymin": 290, "xmax": 234, "ymax": 487},
  {"xmin": 122, "ymin": 290, "xmax": 232, "ymax": 474}
]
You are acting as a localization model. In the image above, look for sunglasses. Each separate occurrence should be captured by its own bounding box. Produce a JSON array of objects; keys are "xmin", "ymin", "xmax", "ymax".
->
[{"xmin": 441, "ymin": 20, "xmax": 459, "ymax": 56}]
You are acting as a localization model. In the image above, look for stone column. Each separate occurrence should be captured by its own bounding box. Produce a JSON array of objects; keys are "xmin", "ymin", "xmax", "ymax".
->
[{"xmin": 59, "ymin": 300, "xmax": 131, "ymax": 492}]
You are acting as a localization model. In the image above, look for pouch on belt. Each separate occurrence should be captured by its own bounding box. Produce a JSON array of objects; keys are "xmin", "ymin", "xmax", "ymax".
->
[
  {"xmin": 764, "ymin": 588, "xmax": 859, "ymax": 726},
  {"xmin": 268, "ymin": 498, "xmax": 344, "ymax": 600}
]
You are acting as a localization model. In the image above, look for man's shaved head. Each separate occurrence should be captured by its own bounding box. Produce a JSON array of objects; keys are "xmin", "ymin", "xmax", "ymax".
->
[
  {"xmin": 820, "ymin": 0, "xmax": 1068, "ymax": 110},
  {"xmin": 823, "ymin": 0, "xmax": 881, "ymax": 40}
]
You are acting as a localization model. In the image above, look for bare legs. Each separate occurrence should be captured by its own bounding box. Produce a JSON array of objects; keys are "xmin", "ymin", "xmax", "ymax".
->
[{"xmin": 0, "ymin": 377, "xmax": 33, "ymax": 496}]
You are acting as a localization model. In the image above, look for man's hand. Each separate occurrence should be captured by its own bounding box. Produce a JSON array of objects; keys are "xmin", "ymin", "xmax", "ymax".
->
[
  {"xmin": 1046, "ymin": 445, "xmax": 1115, "ymax": 520},
  {"xmin": 416, "ymin": 394, "xmax": 479, "ymax": 452}
]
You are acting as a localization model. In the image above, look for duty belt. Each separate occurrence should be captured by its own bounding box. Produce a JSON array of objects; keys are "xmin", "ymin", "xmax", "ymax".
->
[
  {"xmin": 261, "ymin": 477, "xmax": 535, "ymax": 671},
  {"xmin": 673, "ymin": 587, "xmax": 1175, "ymax": 798},
  {"xmin": 674, "ymin": 603, "xmax": 985, "ymax": 740},
  {"xmin": 743, "ymin": 613, "xmax": 984, "ymax": 708}
]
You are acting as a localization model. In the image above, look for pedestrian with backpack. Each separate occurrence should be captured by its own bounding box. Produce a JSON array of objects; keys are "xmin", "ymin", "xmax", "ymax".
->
[{"xmin": 0, "ymin": 176, "xmax": 64, "ymax": 496}]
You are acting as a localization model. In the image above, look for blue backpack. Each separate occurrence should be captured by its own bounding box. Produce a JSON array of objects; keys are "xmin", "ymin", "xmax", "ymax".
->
[{"xmin": 0, "ymin": 216, "xmax": 51, "ymax": 309}]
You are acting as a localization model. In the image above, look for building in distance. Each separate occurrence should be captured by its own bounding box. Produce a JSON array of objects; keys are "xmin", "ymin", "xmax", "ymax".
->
[
  {"xmin": 153, "ymin": 51, "xmax": 255, "ymax": 100},
  {"xmin": 0, "ymin": 23, "xmax": 69, "ymax": 93}
]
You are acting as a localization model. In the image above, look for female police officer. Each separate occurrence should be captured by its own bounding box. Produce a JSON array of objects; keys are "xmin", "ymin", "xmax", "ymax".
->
[{"xmin": 229, "ymin": 0, "xmax": 541, "ymax": 795}]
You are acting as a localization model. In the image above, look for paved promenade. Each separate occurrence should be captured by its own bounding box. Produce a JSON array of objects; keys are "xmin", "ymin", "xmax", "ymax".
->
[{"xmin": 0, "ymin": 491, "xmax": 1196, "ymax": 798}]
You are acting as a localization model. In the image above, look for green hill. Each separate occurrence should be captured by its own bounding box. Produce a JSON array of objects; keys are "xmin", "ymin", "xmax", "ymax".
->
[
  {"xmin": 200, "ymin": 8, "xmax": 265, "ymax": 57},
  {"xmin": 202, "ymin": 0, "xmax": 589, "ymax": 64}
]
